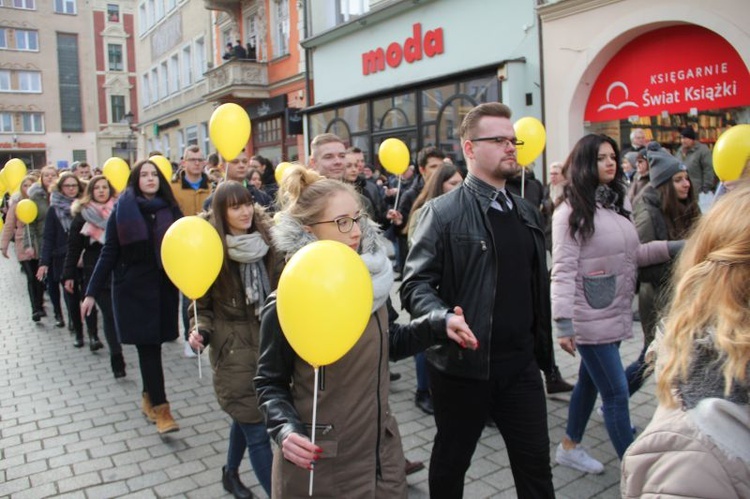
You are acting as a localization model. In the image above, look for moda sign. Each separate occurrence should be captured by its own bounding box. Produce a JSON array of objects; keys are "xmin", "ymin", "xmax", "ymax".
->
[
  {"xmin": 362, "ymin": 23, "xmax": 444, "ymax": 76},
  {"xmin": 584, "ymin": 26, "xmax": 750, "ymax": 122}
]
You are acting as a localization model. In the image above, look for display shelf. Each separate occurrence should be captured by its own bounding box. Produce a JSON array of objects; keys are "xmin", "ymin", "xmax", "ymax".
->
[{"xmin": 621, "ymin": 109, "xmax": 737, "ymax": 152}]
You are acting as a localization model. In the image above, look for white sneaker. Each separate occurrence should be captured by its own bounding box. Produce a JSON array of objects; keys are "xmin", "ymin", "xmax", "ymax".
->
[
  {"xmin": 183, "ymin": 341, "xmax": 197, "ymax": 358},
  {"xmin": 555, "ymin": 443, "xmax": 604, "ymax": 474}
]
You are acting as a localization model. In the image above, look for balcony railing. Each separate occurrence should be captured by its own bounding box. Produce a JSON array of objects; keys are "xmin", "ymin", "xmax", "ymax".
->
[
  {"xmin": 203, "ymin": 58, "xmax": 270, "ymax": 102},
  {"xmin": 203, "ymin": 0, "xmax": 240, "ymax": 15}
]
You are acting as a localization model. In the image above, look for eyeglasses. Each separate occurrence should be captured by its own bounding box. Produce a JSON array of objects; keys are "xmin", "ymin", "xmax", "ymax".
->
[
  {"xmin": 309, "ymin": 213, "xmax": 365, "ymax": 233},
  {"xmin": 186, "ymin": 158, "xmax": 205, "ymax": 163},
  {"xmin": 469, "ymin": 136, "xmax": 524, "ymax": 149}
]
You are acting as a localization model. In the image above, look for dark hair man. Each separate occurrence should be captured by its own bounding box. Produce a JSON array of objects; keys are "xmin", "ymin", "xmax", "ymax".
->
[{"xmin": 401, "ymin": 102, "xmax": 555, "ymax": 498}]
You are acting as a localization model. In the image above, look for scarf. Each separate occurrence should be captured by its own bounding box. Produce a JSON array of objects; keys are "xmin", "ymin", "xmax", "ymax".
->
[
  {"xmin": 50, "ymin": 190, "xmax": 75, "ymax": 233},
  {"xmin": 271, "ymin": 211, "xmax": 394, "ymax": 314},
  {"xmin": 595, "ymin": 184, "xmax": 623, "ymax": 214},
  {"xmin": 80, "ymin": 198, "xmax": 115, "ymax": 244},
  {"xmin": 115, "ymin": 189, "xmax": 176, "ymax": 266},
  {"xmin": 226, "ymin": 232, "xmax": 271, "ymax": 317}
]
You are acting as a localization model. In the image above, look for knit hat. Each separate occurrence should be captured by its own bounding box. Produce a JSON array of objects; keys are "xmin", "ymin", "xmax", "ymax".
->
[
  {"xmin": 680, "ymin": 127, "xmax": 697, "ymax": 140},
  {"xmin": 649, "ymin": 151, "xmax": 687, "ymax": 188},
  {"xmin": 624, "ymin": 151, "xmax": 639, "ymax": 168}
]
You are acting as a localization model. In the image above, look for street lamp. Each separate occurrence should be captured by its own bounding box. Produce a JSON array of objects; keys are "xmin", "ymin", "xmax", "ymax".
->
[{"xmin": 124, "ymin": 111, "xmax": 135, "ymax": 166}]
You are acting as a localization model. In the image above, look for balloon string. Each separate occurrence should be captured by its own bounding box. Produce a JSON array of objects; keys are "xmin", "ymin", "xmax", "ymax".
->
[
  {"xmin": 521, "ymin": 167, "xmax": 526, "ymax": 199},
  {"xmin": 193, "ymin": 299, "xmax": 202, "ymax": 379},
  {"xmin": 393, "ymin": 175, "xmax": 402, "ymax": 213},
  {"xmin": 309, "ymin": 366, "xmax": 319, "ymax": 497}
]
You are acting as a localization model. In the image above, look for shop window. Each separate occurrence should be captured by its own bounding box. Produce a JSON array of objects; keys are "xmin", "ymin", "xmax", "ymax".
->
[
  {"xmin": 54, "ymin": 0, "xmax": 76, "ymax": 14},
  {"xmin": 326, "ymin": 118, "xmax": 351, "ymax": 144},
  {"xmin": 21, "ymin": 112, "xmax": 44, "ymax": 132},
  {"xmin": 256, "ymin": 117, "xmax": 282, "ymax": 145},
  {"xmin": 110, "ymin": 95, "xmax": 125, "ymax": 123},
  {"xmin": 16, "ymin": 30, "xmax": 39, "ymax": 51},
  {"xmin": 308, "ymin": 109, "xmax": 335, "ymax": 139},
  {"xmin": 373, "ymin": 92, "xmax": 416, "ymax": 131},
  {"xmin": 271, "ymin": 0, "xmax": 289, "ymax": 58},
  {"xmin": 107, "ymin": 3, "xmax": 119, "ymax": 22},
  {"xmin": 108, "ymin": 44, "xmax": 123, "ymax": 71},
  {"xmin": 0, "ymin": 112, "xmax": 13, "ymax": 132}
]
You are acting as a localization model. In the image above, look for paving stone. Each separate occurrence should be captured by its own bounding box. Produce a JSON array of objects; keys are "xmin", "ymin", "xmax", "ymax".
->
[{"xmin": 10, "ymin": 482, "xmax": 58, "ymax": 499}]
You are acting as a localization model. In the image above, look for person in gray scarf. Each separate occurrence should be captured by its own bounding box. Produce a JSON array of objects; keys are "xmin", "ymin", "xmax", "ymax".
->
[
  {"xmin": 254, "ymin": 166, "xmax": 477, "ymax": 498},
  {"xmin": 188, "ymin": 181, "xmax": 277, "ymax": 499}
]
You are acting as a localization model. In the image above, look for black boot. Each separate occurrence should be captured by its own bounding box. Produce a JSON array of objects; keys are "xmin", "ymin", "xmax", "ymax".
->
[
  {"xmin": 89, "ymin": 332, "xmax": 103, "ymax": 352},
  {"xmin": 222, "ymin": 466, "xmax": 253, "ymax": 499},
  {"xmin": 111, "ymin": 353, "xmax": 126, "ymax": 378},
  {"xmin": 54, "ymin": 313, "xmax": 65, "ymax": 328},
  {"xmin": 545, "ymin": 365, "xmax": 574, "ymax": 394},
  {"xmin": 73, "ymin": 331, "xmax": 84, "ymax": 348},
  {"xmin": 415, "ymin": 390, "xmax": 434, "ymax": 415}
]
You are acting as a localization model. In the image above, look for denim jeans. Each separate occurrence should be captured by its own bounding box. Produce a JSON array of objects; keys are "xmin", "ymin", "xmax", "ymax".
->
[
  {"xmin": 566, "ymin": 342, "xmax": 633, "ymax": 459},
  {"xmin": 181, "ymin": 293, "xmax": 191, "ymax": 340},
  {"xmin": 226, "ymin": 420, "xmax": 273, "ymax": 496},
  {"xmin": 415, "ymin": 352, "xmax": 429, "ymax": 392}
]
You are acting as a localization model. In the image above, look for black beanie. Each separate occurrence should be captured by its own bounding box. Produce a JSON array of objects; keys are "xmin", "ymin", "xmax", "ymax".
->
[{"xmin": 680, "ymin": 127, "xmax": 697, "ymax": 140}]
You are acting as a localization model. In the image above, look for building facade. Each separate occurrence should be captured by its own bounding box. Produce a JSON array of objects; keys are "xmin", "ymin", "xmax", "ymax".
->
[
  {"xmin": 538, "ymin": 0, "xmax": 750, "ymax": 164},
  {"xmin": 301, "ymin": 0, "xmax": 543, "ymax": 174},
  {"xmin": 0, "ymin": 0, "xmax": 101, "ymax": 169}
]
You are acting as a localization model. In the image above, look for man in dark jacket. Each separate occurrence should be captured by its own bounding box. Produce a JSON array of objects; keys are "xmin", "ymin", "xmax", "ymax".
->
[{"xmin": 401, "ymin": 102, "xmax": 555, "ymax": 498}]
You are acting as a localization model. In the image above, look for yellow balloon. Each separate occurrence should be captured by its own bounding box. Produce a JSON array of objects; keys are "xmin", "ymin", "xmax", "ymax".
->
[
  {"xmin": 378, "ymin": 138, "xmax": 410, "ymax": 175},
  {"xmin": 514, "ymin": 117, "xmax": 547, "ymax": 166},
  {"xmin": 209, "ymin": 103, "xmax": 251, "ymax": 161},
  {"xmin": 712, "ymin": 124, "xmax": 750, "ymax": 182},
  {"xmin": 161, "ymin": 216, "xmax": 224, "ymax": 300},
  {"xmin": 16, "ymin": 198, "xmax": 38, "ymax": 224},
  {"xmin": 274, "ymin": 162, "xmax": 293, "ymax": 185},
  {"xmin": 0, "ymin": 169, "xmax": 8, "ymax": 193},
  {"xmin": 276, "ymin": 240, "xmax": 373, "ymax": 368},
  {"xmin": 3, "ymin": 158, "xmax": 27, "ymax": 191},
  {"xmin": 149, "ymin": 155, "xmax": 173, "ymax": 182},
  {"xmin": 102, "ymin": 157, "xmax": 130, "ymax": 192},
  {"xmin": 0, "ymin": 218, "xmax": 3, "ymax": 233}
]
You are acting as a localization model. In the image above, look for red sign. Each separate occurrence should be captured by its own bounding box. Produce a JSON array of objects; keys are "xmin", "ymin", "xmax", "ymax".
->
[
  {"xmin": 0, "ymin": 142, "xmax": 46, "ymax": 149},
  {"xmin": 362, "ymin": 23, "xmax": 444, "ymax": 76},
  {"xmin": 585, "ymin": 26, "xmax": 750, "ymax": 122}
]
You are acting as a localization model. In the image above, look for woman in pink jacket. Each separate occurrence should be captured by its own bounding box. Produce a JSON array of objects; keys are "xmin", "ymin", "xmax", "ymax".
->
[{"xmin": 550, "ymin": 134, "xmax": 678, "ymax": 474}]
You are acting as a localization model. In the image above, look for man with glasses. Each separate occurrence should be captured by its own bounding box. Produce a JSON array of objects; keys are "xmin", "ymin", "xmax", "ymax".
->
[
  {"xmin": 401, "ymin": 102, "xmax": 555, "ymax": 498},
  {"xmin": 170, "ymin": 145, "xmax": 213, "ymax": 358}
]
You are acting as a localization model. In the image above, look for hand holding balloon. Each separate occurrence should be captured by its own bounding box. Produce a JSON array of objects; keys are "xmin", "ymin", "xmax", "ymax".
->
[
  {"xmin": 282, "ymin": 432, "xmax": 323, "ymax": 471},
  {"xmin": 188, "ymin": 330, "xmax": 205, "ymax": 353}
]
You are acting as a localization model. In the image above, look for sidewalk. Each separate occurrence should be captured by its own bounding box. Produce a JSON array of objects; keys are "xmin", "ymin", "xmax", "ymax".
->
[{"xmin": 0, "ymin": 254, "xmax": 655, "ymax": 498}]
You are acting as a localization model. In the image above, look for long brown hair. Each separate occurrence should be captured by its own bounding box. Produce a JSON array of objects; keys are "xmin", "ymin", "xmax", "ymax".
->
[
  {"xmin": 657, "ymin": 177, "xmax": 700, "ymax": 240},
  {"xmin": 657, "ymin": 180, "xmax": 750, "ymax": 407},
  {"xmin": 208, "ymin": 181, "xmax": 276, "ymax": 294}
]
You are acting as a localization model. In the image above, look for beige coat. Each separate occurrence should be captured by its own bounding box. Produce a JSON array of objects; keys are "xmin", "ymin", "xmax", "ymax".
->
[
  {"xmin": 622, "ymin": 399, "xmax": 750, "ymax": 498},
  {"xmin": 0, "ymin": 196, "xmax": 39, "ymax": 261}
]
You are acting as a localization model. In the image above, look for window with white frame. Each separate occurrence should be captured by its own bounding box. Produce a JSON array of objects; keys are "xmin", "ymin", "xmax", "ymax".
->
[
  {"xmin": 194, "ymin": 37, "xmax": 205, "ymax": 81},
  {"xmin": 21, "ymin": 112, "xmax": 44, "ymax": 132},
  {"xmin": 16, "ymin": 30, "xmax": 39, "ymax": 51},
  {"xmin": 141, "ymin": 73, "xmax": 150, "ymax": 106},
  {"xmin": 160, "ymin": 61, "xmax": 168, "ymax": 97},
  {"xmin": 0, "ymin": 29, "xmax": 7, "ymax": 49},
  {"xmin": 150, "ymin": 67, "xmax": 158, "ymax": 101},
  {"xmin": 201, "ymin": 122, "xmax": 209, "ymax": 155},
  {"xmin": 0, "ymin": 70, "xmax": 10, "ymax": 91},
  {"xmin": 0, "ymin": 112, "xmax": 12, "ymax": 132},
  {"xmin": 166, "ymin": 0, "xmax": 175, "ymax": 12},
  {"xmin": 181, "ymin": 45, "xmax": 193, "ymax": 86},
  {"xmin": 108, "ymin": 44, "xmax": 123, "ymax": 71},
  {"xmin": 169, "ymin": 54, "xmax": 179, "ymax": 94},
  {"xmin": 147, "ymin": 0, "xmax": 155, "ymax": 27},
  {"xmin": 138, "ymin": 2, "xmax": 147, "ymax": 34},
  {"xmin": 107, "ymin": 3, "xmax": 119, "ymax": 22},
  {"xmin": 185, "ymin": 125, "xmax": 198, "ymax": 146},
  {"xmin": 110, "ymin": 95, "xmax": 125, "ymax": 123},
  {"xmin": 12, "ymin": 0, "xmax": 35, "ymax": 9},
  {"xmin": 271, "ymin": 0, "xmax": 289, "ymax": 58},
  {"xmin": 54, "ymin": 0, "xmax": 76, "ymax": 14},
  {"xmin": 154, "ymin": 0, "xmax": 164, "ymax": 21},
  {"xmin": 18, "ymin": 71, "xmax": 42, "ymax": 92},
  {"xmin": 244, "ymin": 12, "xmax": 261, "ymax": 61}
]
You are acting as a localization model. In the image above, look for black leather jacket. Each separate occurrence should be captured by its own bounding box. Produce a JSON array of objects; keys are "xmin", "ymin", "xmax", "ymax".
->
[{"xmin": 401, "ymin": 173, "xmax": 553, "ymax": 380}]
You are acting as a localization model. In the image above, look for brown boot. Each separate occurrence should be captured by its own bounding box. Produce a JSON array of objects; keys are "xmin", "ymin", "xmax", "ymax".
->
[
  {"xmin": 141, "ymin": 393, "xmax": 157, "ymax": 424},
  {"xmin": 153, "ymin": 403, "xmax": 179, "ymax": 434}
]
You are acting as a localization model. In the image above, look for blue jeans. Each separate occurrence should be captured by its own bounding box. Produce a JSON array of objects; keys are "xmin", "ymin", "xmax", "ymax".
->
[
  {"xmin": 181, "ymin": 293, "xmax": 191, "ymax": 340},
  {"xmin": 226, "ymin": 420, "xmax": 273, "ymax": 496},
  {"xmin": 565, "ymin": 342, "xmax": 633, "ymax": 459},
  {"xmin": 415, "ymin": 352, "xmax": 429, "ymax": 392}
]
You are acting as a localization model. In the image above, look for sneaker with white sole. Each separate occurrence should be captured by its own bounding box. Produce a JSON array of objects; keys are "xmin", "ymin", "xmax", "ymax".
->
[
  {"xmin": 555, "ymin": 443, "xmax": 604, "ymax": 474},
  {"xmin": 183, "ymin": 341, "xmax": 197, "ymax": 358}
]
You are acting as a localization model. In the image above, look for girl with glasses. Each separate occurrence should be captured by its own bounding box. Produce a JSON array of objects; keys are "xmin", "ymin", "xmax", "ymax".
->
[
  {"xmin": 36, "ymin": 172, "xmax": 90, "ymax": 349},
  {"xmin": 254, "ymin": 166, "xmax": 476, "ymax": 498},
  {"xmin": 187, "ymin": 181, "xmax": 276, "ymax": 498}
]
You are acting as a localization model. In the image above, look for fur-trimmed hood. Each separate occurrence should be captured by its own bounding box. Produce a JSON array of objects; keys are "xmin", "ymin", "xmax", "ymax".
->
[{"xmin": 271, "ymin": 211, "xmax": 386, "ymax": 260}]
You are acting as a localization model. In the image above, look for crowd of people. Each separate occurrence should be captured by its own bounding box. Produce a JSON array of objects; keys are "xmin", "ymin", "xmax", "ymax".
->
[{"xmin": 1, "ymin": 103, "xmax": 748, "ymax": 498}]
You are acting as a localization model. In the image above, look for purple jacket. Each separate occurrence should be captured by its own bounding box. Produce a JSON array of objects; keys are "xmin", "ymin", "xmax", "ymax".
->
[{"xmin": 550, "ymin": 201, "xmax": 669, "ymax": 345}]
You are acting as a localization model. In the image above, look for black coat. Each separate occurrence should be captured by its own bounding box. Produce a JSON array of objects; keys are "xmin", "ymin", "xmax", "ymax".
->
[
  {"xmin": 86, "ymin": 198, "xmax": 181, "ymax": 345},
  {"xmin": 62, "ymin": 213, "xmax": 107, "ymax": 290},
  {"xmin": 40, "ymin": 207, "xmax": 71, "ymax": 283}
]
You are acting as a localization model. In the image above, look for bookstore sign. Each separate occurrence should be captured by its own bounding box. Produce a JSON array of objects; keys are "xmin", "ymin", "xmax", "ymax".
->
[{"xmin": 584, "ymin": 26, "xmax": 750, "ymax": 122}]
